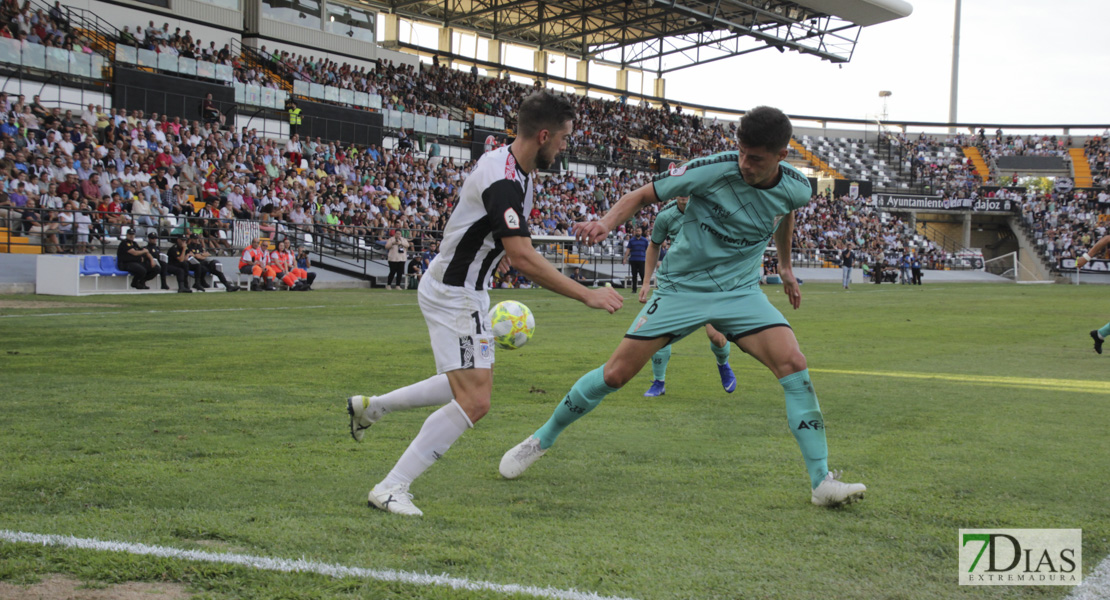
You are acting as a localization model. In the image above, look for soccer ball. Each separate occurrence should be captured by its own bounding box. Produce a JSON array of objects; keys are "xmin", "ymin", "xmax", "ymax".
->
[{"xmin": 488, "ymin": 300, "xmax": 535, "ymax": 350}]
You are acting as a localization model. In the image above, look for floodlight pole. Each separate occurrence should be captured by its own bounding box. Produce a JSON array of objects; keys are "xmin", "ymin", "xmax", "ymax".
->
[{"xmin": 948, "ymin": 0, "xmax": 961, "ymax": 134}]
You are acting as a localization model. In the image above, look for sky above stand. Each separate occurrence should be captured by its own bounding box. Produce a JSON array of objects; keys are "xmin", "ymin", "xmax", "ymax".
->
[
  {"xmin": 661, "ymin": 0, "xmax": 1109, "ymax": 127},
  {"xmin": 399, "ymin": 1, "xmax": 1108, "ymax": 129}
]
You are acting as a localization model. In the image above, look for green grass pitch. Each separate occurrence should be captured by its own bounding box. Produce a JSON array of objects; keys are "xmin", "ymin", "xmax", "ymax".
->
[{"xmin": 0, "ymin": 283, "xmax": 1107, "ymax": 599}]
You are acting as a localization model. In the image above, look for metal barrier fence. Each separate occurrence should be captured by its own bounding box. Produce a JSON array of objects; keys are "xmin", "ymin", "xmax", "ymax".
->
[{"xmin": 4, "ymin": 208, "xmax": 984, "ymax": 280}]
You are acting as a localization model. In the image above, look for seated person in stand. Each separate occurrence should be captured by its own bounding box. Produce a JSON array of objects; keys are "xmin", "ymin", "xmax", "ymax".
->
[
  {"xmin": 115, "ymin": 228, "xmax": 160, "ymax": 290},
  {"xmin": 295, "ymin": 246, "xmax": 317, "ymax": 290},
  {"xmin": 186, "ymin": 233, "xmax": 239, "ymax": 291},
  {"xmin": 268, "ymin": 239, "xmax": 311, "ymax": 290},
  {"xmin": 164, "ymin": 235, "xmax": 195, "ymax": 293},
  {"xmin": 238, "ymin": 236, "xmax": 278, "ymax": 291}
]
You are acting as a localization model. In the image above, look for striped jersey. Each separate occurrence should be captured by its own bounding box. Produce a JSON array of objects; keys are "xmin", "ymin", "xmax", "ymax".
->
[{"xmin": 426, "ymin": 145, "xmax": 532, "ymax": 290}]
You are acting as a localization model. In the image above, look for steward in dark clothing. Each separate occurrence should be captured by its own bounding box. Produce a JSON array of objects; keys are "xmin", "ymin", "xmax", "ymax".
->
[
  {"xmin": 157, "ymin": 234, "xmax": 191, "ymax": 292},
  {"xmin": 625, "ymin": 228, "xmax": 649, "ymax": 292},
  {"xmin": 187, "ymin": 233, "xmax": 239, "ymax": 292},
  {"xmin": 116, "ymin": 229, "xmax": 159, "ymax": 289},
  {"xmin": 167, "ymin": 236, "xmax": 197, "ymax": 293}
]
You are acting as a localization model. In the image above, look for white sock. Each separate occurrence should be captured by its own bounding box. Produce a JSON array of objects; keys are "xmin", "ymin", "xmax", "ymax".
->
[
  {"xmin": 381, "ymin": 400, "xmax": 473, "ymax": 487},
  {"xmin": 376, "ymin": 374, "xmax": 454, "ymax": 414}
]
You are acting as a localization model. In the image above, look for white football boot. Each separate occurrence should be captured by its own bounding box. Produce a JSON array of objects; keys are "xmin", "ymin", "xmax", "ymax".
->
[
  {"xmin": 811, "ymin": 470, "xmax": 866, "ymax": 507},
  {"xmin": 368, "ymin": 483, "xmax": 423, "ymax": 517},
  {"xmin": 499, "ymin": 437, "xmax": 546, "ymax": 479},
  {"xmin": 347, "ymin": 395, "xmax": 384, "ymax": 442}
]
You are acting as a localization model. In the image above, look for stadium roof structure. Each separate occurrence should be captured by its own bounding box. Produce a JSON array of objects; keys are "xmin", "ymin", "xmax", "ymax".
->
[{"xmin": 362, "ymin": 0, "xmax": 911, "ymax": 73}]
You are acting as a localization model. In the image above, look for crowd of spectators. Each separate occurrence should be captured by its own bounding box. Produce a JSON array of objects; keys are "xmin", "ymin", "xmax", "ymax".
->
[
  {"xmin": 793, "ymin": 192, "xmax": 946, "ymax": 269},
  {"xmin": 0, "ymin": 89, "xmax": 1028, "ymax": 283},
  {"xmin": 241, "ymin": 52, "xmax": 736, "ymax": 169},
  {"xmin": 1084, "ymin": 133, "xmax": 1110, "ymax": 188},
  {"xmin": 7, "ymin": 28, "xmax": 1109, "ymax": 281},
  {"xmin": 116, "ymin": 19, "xmax": 235, "ymax": 68},
  {"xmin": 0, "ymin": 0, "xmax": 87, "ymax": 52},
  {"xmin": 881, "ymin": 131, "xmax": 983, "ymax": 197},
  {"xmin": 104, "ymin": 18, "xmax": 1110, "ymax": 199},
  {"xmin": 972, "ymin": 128, "xmax": 1073, "ymax": 160},
  {"xmin": 879, "ymin": 128, "xmax": 1108, "ymax": 198},
  {"xmin": 1019, "ymin": 187, "xmax": 1110, "ymax": 266}
]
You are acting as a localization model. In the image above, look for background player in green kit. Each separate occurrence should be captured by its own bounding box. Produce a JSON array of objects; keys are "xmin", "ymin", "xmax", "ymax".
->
[
  {"xmin": 640, "ymin": 197, "xmax": 737, "ymax": 397},
  {"xmin": 1075, "ymin": 234, "xmax": 1110, "ymax": 354},
  {"xmin": 500, "ymin": 106, "xmax": 866, "ymax": 507}
]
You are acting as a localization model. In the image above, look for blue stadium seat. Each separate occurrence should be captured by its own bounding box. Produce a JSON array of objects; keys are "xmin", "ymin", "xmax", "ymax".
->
[
  {"xmin": 80, "ymin": 256, "xmax": 100, "ymax": 276},
  {"xmin": 99, "ymin": 255, "xmax": 129, "ymax": 276}
]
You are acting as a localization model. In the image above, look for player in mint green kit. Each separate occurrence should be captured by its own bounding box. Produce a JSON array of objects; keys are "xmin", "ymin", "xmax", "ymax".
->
[
  {"xmin": 501, "ymin": 106, "xmax": 866, "ymax": 507},
  {"xmin": 640, "ymin": 197, "xmax": 737, "ymax": 397},
  {"xmin": 1075, "ymin": 234, "xmax": 1110, "ymax": 354}
]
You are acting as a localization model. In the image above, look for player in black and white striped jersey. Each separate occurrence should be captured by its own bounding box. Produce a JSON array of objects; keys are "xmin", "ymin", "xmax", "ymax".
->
[{"xmin": 346, "ymin": 91, "xmax": 624, "ymax": 516}]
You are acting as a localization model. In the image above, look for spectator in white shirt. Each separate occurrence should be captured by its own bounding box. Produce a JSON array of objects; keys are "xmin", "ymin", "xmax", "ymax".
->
[{"xmin": 81, "ymin": 104, "xmax": 97, "ymax": 128}]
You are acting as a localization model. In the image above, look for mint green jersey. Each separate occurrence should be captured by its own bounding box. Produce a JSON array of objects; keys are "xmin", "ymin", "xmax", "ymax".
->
[
  {"xmin": 650, "ymin": 200, "xmax": 684, "ymax": 244},
  {"xmin": 651, "ymin": 152, "xmax": 811, "ymax": 293}
]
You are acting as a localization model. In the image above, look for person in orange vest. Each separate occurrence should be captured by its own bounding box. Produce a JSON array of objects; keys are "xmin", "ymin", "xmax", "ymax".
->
[
  {"xmin": 269, "ymin": 238, "xmax": 311, "ymax": 291},
  {"xmin": 238, "ymin": 236, "xmax": 278, "ymax": 291}
]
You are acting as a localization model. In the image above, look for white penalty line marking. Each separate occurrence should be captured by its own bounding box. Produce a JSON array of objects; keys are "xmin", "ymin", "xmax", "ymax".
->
[
  {"xmin": 0, "ymin": 530, "xmax": 637, "ymax": 600},
  {"xmin": 0, "ymin": 305, "xmax": 329, "ymax": 319},
  {"xmin": 1068, "ymin": 553, "xmax": 1110, "ymax": 600}
]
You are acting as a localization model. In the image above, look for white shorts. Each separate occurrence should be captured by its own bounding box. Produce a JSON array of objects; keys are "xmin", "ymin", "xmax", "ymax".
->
[{"xmin": 418, "ymin": 275, "xmax": 495, "ymax": 374}]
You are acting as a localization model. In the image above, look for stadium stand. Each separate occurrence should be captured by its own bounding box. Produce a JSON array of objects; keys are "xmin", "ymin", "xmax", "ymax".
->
[
  {"xmin": 1083, "ymin": 133, "xmax": 1109, "ymax": 188},
  {"xmin": 1, "ymin": 2, "xmax": 1106, "ymax": 289},
  {"xmin": 1018, "ymin": 187, "xmax": 1108, "ymax": 267}
]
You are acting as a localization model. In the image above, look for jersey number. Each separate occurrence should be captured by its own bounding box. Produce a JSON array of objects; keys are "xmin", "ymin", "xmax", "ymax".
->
[
  {"xmin": 646, "ymin": 298, "xmax": 660, "ymax": 315},
  {"xmin": 471, "ymin": 311, "xmax": 482, "ymax": 333}
]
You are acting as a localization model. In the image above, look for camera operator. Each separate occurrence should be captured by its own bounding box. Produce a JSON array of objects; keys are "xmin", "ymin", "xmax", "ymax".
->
[
  {"xmin": 384, "ymin": 229, "xmax": 411, "ymax": 290},
  {"xmin": 295, "ymin": 246, "xmax": 317, "ymax": 290}
]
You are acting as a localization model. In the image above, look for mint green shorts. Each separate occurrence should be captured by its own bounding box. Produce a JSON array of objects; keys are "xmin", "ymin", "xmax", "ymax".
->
[{"xmin": 625, "ymin": 287, "xmax": 790, "ymax": 344}]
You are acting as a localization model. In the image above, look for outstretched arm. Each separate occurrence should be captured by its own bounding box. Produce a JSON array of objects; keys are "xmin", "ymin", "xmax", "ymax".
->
[
  {"xmin": 502, "ymin": 236, "xmax": 623, "ymax": 313},
  {"xmin": 1077, "ymin": 235, "xmax": 1110, "ymax": 268},
  {"xmin": 640, "ymin": 241, "xmax": 661, "ymax": 304},
  {"xmin": 573, "ymin": 183, "xmax": 659, "ymax": 245},
  {"xmin": 775, "ymin": 210, "xmax": 801, "ymax": 310}
]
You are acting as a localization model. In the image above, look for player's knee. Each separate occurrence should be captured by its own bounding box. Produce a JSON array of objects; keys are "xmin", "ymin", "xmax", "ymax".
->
[
  {"xmin": 457, "ymin": 396, "xmax": 490, "ymax": 421},
  {"xmin": 602, "ymin": 370, "xmax": 628, "ymax": 388},
  {"xmin": 602, "ymin": 363, "xmax": 633, "ymax": 388},
  {"xmin": 777, "ymin": 351, "xmax": 807, "ymax": 377}
]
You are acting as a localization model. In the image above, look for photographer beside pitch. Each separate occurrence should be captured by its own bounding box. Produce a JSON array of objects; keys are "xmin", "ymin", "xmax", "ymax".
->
[{"xmin": 500, "ymin": 106, "xmax": 866, "ymax": 508}]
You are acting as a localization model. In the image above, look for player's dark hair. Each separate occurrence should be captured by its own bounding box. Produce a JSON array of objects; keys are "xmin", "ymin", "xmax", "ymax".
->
[
  {"xmin": 737, "ymin": 106, "xmax": 792, "ymax": 152},
  {"xmin": 516, "ymin": 91, "xmax": 575, "ymax": 138}
]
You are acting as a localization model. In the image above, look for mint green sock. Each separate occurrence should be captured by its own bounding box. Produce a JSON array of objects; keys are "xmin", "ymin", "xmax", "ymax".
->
[
  {"xmin": 1098, "ymin": 323, "xmax": 1110, "ymax": 339},
  {"xmin": 651, "ymin": 346, "xmax": 671, "ymax": 381},
  {"xmin": 780, "ymin": 369, "xmax": 828, "ymax": 489},
  {"xmin": 710, "ymin": 340, "xmax": 731, "ymax": 365},
  {"xmin": 534, "ymin": 365, "xmax": 618, "ymax": 449}
]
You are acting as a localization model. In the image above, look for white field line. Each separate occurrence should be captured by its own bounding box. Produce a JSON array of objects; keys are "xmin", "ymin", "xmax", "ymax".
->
[
  {"xmin": 1068, "ymin": 553, "xmax": 1110, "ymax": 600},
  {"xmin": 0, "ymin": 530, "xmax": 637, "ymax": 600},
  {"xmin": 0, "ymin": 305, "xmax": 329, "ymax": 319}
]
